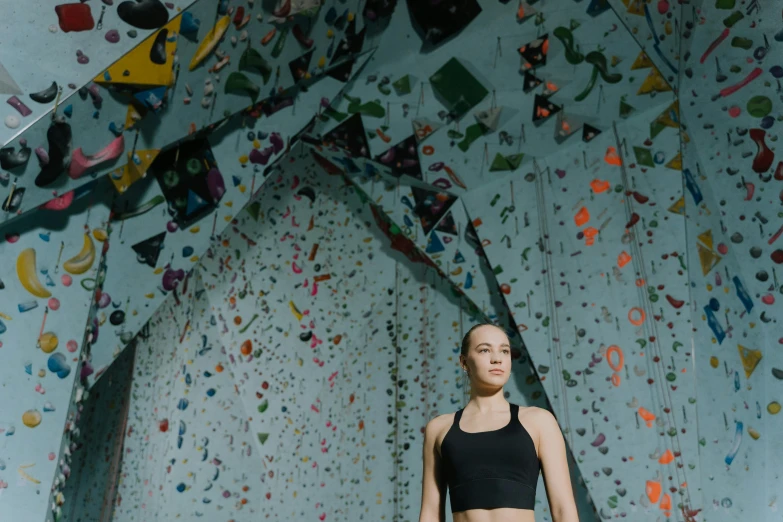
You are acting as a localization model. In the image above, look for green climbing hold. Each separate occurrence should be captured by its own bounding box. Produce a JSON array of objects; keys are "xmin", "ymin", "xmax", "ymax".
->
[
  {"xmin": 490, "ymin": 153, "xmax": 524, "ymax": 172},
  {"xmin": 633, "ymin": 146, "xmax": 655, "ymax": 167},
  {"xmin": 239, "ymin": 47, "xmax": 272, "ymax": 84},
  {"xmin": 619, "ymin": 99, "xmax": 635, "ymax": 118},
  {"xmin": 257, "ymin": 433, "xmax": 269, "ymax": 444},
  {"xmin": 429, "ymin": 57, "xmax": 489, "ymax": 118},
  {"xmin": 225, "ymin": 72, "xmax": 260, "ymax": 102},
  {"xmin": 457, "ymin": 123, "xmax": 488, "ymax": 152},
  {"xmin": 730, "ymin": 36, "xmax": 752, "ymax": 49},
  {"xmin": 247, "ymin": 201, "xmax": 260, "ymax": 220},
  {"xmin": 747, "ymin": 95, "xmax": 772, "ymax": 118},
  {"xmin": 393, "ymin": 75, "xmax": 412, "ymax": 95}
]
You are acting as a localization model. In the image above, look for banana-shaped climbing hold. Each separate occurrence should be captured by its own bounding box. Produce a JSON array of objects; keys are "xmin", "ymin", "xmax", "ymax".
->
[
  {"xmin": 63, "ymin": 233, "xmax": 96, "ymax": 275},
  {"xmin": 17, "ymin": 248, "xmax": 52, "ymax": 298},
  {"xmin": 189, "ymin": 16, "xmax": 231, "ymax": 71}
]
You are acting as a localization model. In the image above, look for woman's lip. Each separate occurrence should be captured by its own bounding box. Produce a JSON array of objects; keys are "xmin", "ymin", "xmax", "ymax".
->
[{"xmin": 490, "ymin": 369, "xmax": 504, "ymax": 373}]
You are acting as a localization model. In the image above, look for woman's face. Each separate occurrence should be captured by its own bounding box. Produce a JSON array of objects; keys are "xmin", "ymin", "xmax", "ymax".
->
[{"xmin": 461, "ymin": 325, "xmax": 511, "ymax": 386}]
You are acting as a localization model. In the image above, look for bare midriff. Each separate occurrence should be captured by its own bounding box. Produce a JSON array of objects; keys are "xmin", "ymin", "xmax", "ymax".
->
[{"xmin": 453, "ymin": 508, "xmax": 536, "ymax": 522}]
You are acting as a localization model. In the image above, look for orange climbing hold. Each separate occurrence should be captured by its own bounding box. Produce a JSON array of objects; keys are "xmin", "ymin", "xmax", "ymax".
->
[
  {"xmin": 590, "ymin": 179, "xmax": 610, "ymax": 193},
  {"xmin": 628, "ymin": 307, "xmax": 645, "ymax": 326},
  {"xmin": 606, "ymin": 345, "xmax": 624, "ymax": 372},
  {"xmin": 617, "ymin": 250, "xmax": 632, "ymax": 268},
  {"xmin": 240, "ymin": 340, "xmax": 253, "ymax": 356},
  {"xmin": 583, "ymin": 226, "xmax": 598, "ymax": 246},
  {"xmin": 659, "ymin": 493, "xmax": 672, "ymax": 512},
  {"xmin": 376, "ymin": 128, "xmax": 392, "ymax": 143},
  {"xmin": 574, "ymin": 206, "xmax": 590, "ymax": 227},
  {"xmin": 658, "ymin": 448, "xmax": 674, "ymax": 465},
  {"xmin": 645, "ymin": 480, "xmax": 662, "ymax": 504},
  {"xmin": 604, "ymin": 146, "xmax": 622, "ymax": 166},
  {"xmin": 638, "ymin": 407, "xmax": 655, "ymax": 428}
]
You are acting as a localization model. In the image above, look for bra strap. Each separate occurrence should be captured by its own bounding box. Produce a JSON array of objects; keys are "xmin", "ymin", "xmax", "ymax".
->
[{"xmin": 454, "ymin": 408, "xmax": 464, "ymax": 426}]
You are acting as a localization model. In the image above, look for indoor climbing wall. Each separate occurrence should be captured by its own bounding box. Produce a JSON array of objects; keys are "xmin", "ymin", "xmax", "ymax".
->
[
  {"xmin": 1, "ymin": 0, "xmax": 377, "ymax": 517},
  {"xmin": 0, "ymin": 177, "xmax": 112, "ymax": 522},
  {"xmin": 60, "ymin": 343, "xmax": 136, "ymax": 522},
  {"xmin": 2, "ymin": 0, "xmax": 782, "ymax": 521},
  {"xmin": 74, "ymin": 153, "xmax": 595, "ymax": 521}
]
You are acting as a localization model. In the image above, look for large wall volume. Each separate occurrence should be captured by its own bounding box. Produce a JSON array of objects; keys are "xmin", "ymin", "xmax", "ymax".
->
[{"xmin": 0, "ymin": 0, "xmax": 781, "ymax": 521}]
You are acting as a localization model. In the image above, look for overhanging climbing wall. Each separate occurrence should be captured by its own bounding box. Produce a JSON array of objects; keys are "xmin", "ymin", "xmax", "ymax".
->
[{"xmin": 0, "ymin": 0, "xmax": 781, "ymax": 521}]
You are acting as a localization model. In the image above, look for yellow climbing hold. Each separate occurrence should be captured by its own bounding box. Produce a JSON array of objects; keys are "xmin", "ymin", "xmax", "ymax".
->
[
  {"xmin": 768, "ymin": 402, "xmax": 781, "ymax": 415},
  {"xmin": 747, "ymin": 427, "xmax": 760, "ymax": 440},
  {"xmin": 318, "ymin": 56, "xmax": 326, "ymax": 68},
  {"xmin": 709, "ymin": 356, "xmax": 719, "ymax": 368},
  {"xmin": 39, "ymin": 332, "xmax": 59, "ymax": 354},
  {"xmin": 22, "ymin": 410, "xmax": 42, "ymax": 428},
  {"xmin": 154, "ymin": 267, "xmax": 164, "ymax": 274},
  {"xmin": 238, "ymin": 185, "xmax": 246, "ymax": 193},
  {"xmin": 347, "ymin": 12, "xmax": 354, "ymax": 21},
  {"xmin": 289, "ymin": 300, "xmax": 303, "ymax": 322},
  {"xmin": 190, "ymin": 226, "xmax": 200, "ymax": 233},
  {"xmin": 239, "ymin": 155, "xmax": 249, "ymax": 164},
  {"xmin": 327, "ymin": 29, "xmax": 334, "ymax": 38},
  {"xmin": 190, "ymin": 255, "xmax": 199, "ymax": 263},
  {"xmin": 253, "ymin": 139, "xmax": 261, "ymax": 149},
  {"xmin": 92, "ymin": 228, "xmax": 108, "ymax": 242},
  {"xmin": 145, "ymin": 293, "xmax": 155, "ymax": 298}
]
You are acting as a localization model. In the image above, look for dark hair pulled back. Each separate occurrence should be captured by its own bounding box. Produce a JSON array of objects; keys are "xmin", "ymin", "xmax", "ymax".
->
[{"xmin": 460, "ymin": 323, "xmax": 508, "ymax": 357}]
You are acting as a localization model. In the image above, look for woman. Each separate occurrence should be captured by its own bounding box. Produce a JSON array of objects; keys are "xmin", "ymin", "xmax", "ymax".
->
[{"xmin": 418, "ymin": 323, "xmax": 579, "ymax": 522}]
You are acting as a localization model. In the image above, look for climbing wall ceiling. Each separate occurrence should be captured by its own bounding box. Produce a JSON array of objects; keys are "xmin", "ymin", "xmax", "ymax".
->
[{"xmin": 0, "ymin": 0, "xmax": 781, "ymax": 521}]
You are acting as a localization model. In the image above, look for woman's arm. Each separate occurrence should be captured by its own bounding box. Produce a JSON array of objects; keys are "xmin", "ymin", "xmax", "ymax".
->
[
  {"xmin": 418, "ymin": 417, "xmax": 446, "ymax": 522},
  {"xmin": 536, "ymin": 408, "xmax": 580, "ymax": 522}
]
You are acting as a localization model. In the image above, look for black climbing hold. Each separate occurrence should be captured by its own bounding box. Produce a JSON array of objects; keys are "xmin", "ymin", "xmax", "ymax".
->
[
  {"xmin": 149, "ymin": 28, "xmax": 169, "ymax": 65},
  {"xmin": 110, "ymin": 310, "xmax": 126, "ymax": 326},
  {"xmin": 35, "ymin": 122, "xmax": 72, "ymax": 188},
  {"xmin": 30, "ymin": 81, "xmax": 59, "ymax": 103},
  {"xmin": 117, "ymin": 0, "xmax": 170, "ymax": 30}
]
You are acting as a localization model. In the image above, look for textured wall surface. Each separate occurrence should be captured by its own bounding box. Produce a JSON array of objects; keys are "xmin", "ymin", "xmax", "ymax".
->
[{"xmin": 0, "ymin": 0, "xmax": 781, "ymax": 521}]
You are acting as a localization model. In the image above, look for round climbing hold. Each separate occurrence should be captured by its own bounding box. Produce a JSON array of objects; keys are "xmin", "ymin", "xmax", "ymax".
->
[
  {"xmin": 110, "ymin": 310, "xmax": 125, "ymax": 326},
  {"xmin": 4, "ymin": 115, "xmax": 20, "ymax": 129},
  {"xmin": 247, "ymin": 131, "xmax": 255, "ymax": 141},
  {"xmin": 422, "ymin": 145, "xmax": 435, "ymax": 155},
  {"xmin": 747, "ymin": 96, "xmax": 772, "ymax": 118},
  {"xmin": 163, "ymin": 170, "xmax": 179, "ymax": 187},
  {"xmin": 187, "ymin": 158, "xmax": 202, "ymax": 175},
  {"xmin": 760, "ymin": 115, "xmax": 775, "ymax": 129}
]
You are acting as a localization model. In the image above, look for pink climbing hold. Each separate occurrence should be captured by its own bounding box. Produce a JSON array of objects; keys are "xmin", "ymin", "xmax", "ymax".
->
[
  {"xmin": 68, "ymin": 134, "xmax": 125, "ymax": 179},
  {"xmin": 657, "ymin": 0, "xmax": 669, "ymax": 14}
]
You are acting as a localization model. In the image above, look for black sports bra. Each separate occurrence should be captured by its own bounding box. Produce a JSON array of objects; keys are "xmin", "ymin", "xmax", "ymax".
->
[{"xmin": 439, "ymin": 402, "xmax": 540, "ymax": 512}]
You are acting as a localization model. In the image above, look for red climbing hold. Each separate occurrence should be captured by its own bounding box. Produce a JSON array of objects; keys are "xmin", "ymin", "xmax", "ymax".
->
[
  {"xmin": 54, "ymin": 3, "xmax": 95, "ymax": 33},
  {"xmin": 750, "ymin": 128, "xmax": 774, "ymax": 174},
  {"xmin": 665, "ymin": 294, "xmax": 685, "ymax": 309}
]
